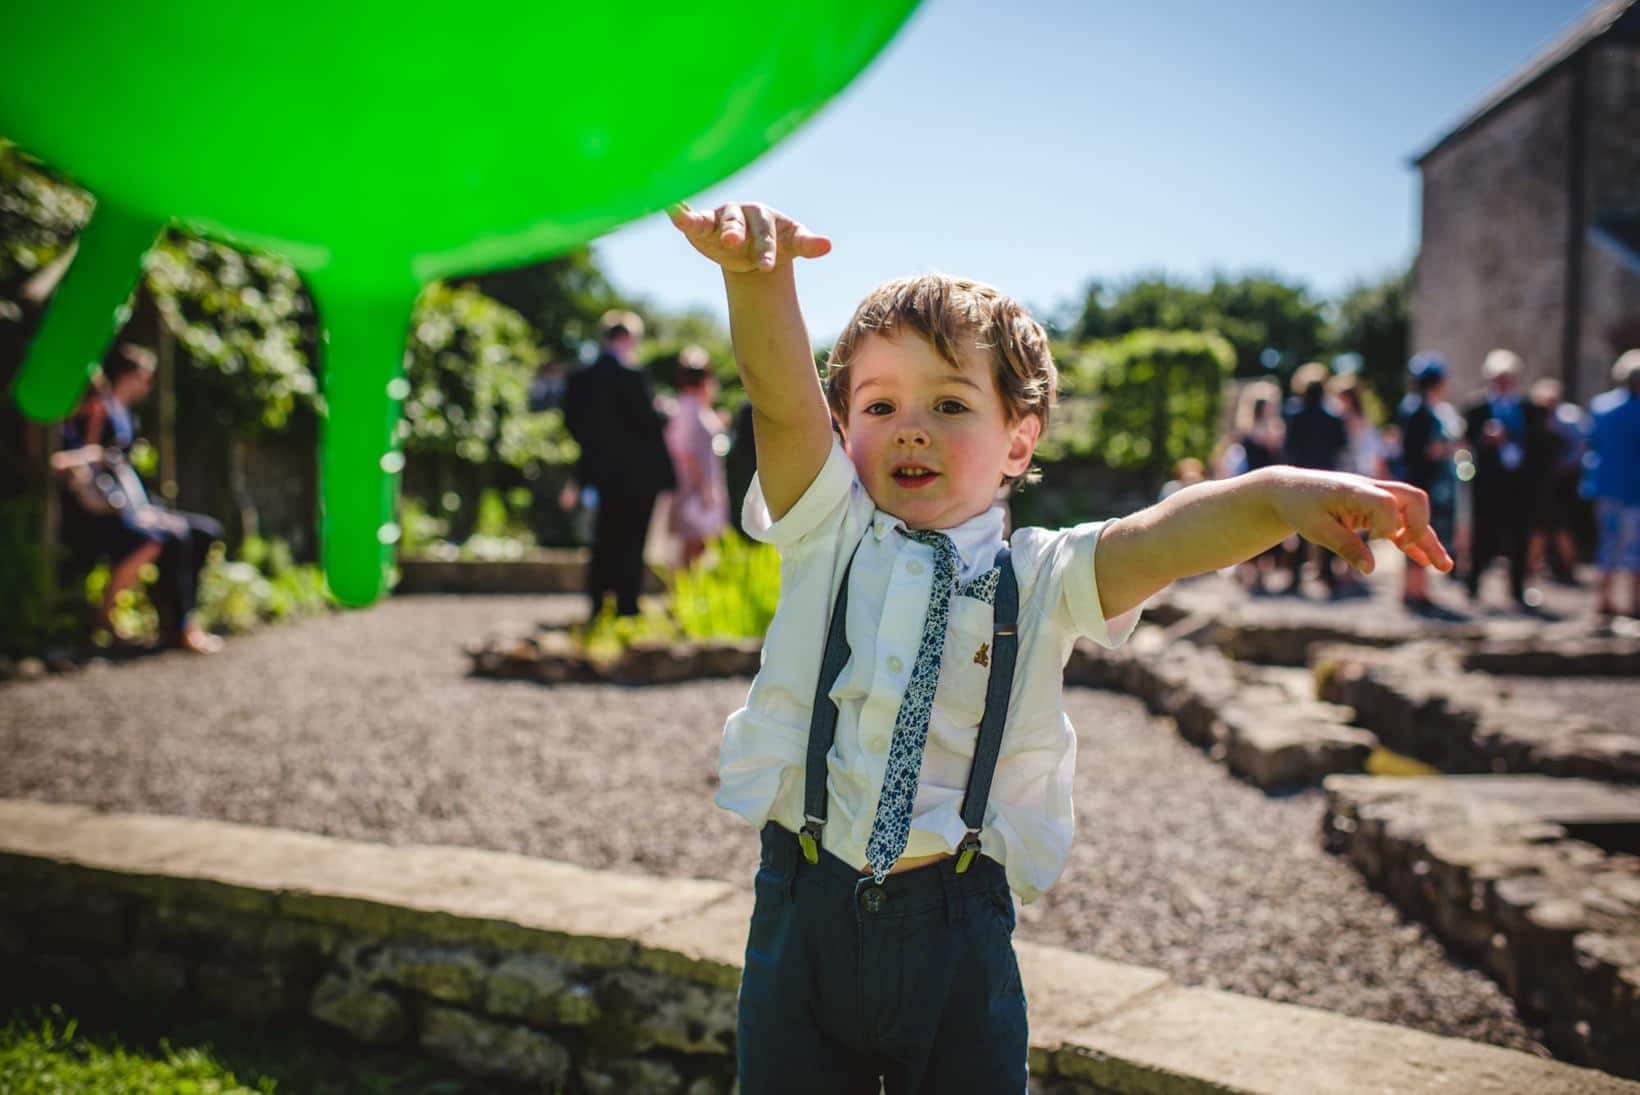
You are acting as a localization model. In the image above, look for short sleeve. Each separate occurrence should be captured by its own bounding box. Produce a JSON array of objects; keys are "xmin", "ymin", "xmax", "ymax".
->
[
  {"xmin": 742, "ymin": 438, "xmax": 860, "ymax": 551},
  {"xmin": 1013, "ymin": 520, "xmax": 1140, "ymax": 648}
]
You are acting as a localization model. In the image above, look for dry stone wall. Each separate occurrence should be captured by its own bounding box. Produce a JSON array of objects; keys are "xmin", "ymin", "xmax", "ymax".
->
[
  {"xmin": 1313, "ymin": 641, "xmax": 1640, "ymax": 783},
  {"xmin": 1, "ymin": 864, "xmax": 738, "ymax": 1093},
  {"xmin": 1323, "ymin": 775, "xmax": 1640, "ymax": 1078},
  {"xmin": 1065, "ymin": 627, "xmax": 1378, "ymax": 790},
  {"xmin": 3, "ymin": 800, "xmax": 1632, "ymax": 1095}
]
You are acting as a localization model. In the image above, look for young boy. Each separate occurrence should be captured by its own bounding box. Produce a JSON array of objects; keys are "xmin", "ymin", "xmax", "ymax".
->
[{"xmin": 669, "ymin": 201, "xmax": 1451, "ymax": 1094}]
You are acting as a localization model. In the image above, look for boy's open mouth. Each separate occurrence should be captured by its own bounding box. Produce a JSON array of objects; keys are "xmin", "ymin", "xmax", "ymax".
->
[{"xmin": 891, "ymin": 464, "xmax": 938, "ymax": 488}]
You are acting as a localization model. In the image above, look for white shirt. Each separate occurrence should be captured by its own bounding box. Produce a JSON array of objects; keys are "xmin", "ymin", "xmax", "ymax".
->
[{"xmin": 717, "ymin": 440, "xmax": 1138, "ymax": 901}]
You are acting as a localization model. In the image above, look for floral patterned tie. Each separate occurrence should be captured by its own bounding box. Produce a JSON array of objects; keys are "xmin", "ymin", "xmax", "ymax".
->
[{"xmin": 864, "ymin": 529, "xmax": 962, "ymax": 882}]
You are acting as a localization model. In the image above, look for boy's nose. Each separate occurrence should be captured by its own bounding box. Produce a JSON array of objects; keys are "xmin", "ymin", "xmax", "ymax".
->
[{"xmin": 893, "ymin": 425, "xmax": 930, "ymax": 447}]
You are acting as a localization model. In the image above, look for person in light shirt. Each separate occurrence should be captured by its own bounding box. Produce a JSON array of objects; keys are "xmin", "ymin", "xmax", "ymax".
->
[{"xmin": 670, "ymin": 201, "xmax": 1452, "ymax": 1094}]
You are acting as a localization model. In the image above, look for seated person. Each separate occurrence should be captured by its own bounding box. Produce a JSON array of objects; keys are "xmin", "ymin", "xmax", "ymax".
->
[{"xmin": 52, "ymin": 344, "xmax": 224, "ymax": 653}]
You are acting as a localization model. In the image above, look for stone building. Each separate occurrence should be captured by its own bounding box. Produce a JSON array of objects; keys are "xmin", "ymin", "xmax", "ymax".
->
[{"xmin": 1412, "ymin": 0, "xmax": 1640, "ymax": 403}]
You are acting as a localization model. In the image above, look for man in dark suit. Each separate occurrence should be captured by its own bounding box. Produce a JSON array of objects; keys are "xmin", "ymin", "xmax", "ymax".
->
[
  {"xmin": 1462, "ymin": 349, "xmax": 1545, "ymax": 609},
  {"xmin": 1281, "ymin": 361, "xmax": 1349, "ymax": 595},
  {"xmin": 561, "ymin": 310, "xmax": 676, "ymax": 618}
]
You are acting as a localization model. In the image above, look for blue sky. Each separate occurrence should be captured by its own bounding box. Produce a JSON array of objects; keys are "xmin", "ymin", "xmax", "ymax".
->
[{"xmin": 594, "ymin": 0, "xmax": 1593, "ymax": 343}]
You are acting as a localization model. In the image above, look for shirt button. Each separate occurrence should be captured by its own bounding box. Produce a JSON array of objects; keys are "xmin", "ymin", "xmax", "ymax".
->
[
  {"xmin": 907, "ymin": 561, "xmax": 924, "ymax": 576},
  {"xmin": 886, "ymin": 656, "xmax": 903, "ymax": 673}
]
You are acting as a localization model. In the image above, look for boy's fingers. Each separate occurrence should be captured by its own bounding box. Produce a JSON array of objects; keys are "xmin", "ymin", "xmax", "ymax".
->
[
  {"xmin": 716, "ymin": 203, "xmax": 747, "ymax": 248},
  {"xmin": 789, "ymin": 223, "xmax": 833, "ymax": 259},
  {"xmin": 1312, "ymin": 516, "xmax": 1376, "ymax": 574},
  {"xmin": 1379, "ymin": 480, "xmax": 1454, "ymax": 572},
  {"xmin": 1392, "ymin": 529, "xmax": 1434, "ymax": 568},
  {"xmin": 1401, "ymin": 525, "xmax": 1454, "ymax": 572},
  {"xmin": 1349, "ymin": 485, "xmax": 1402, "ymax": 541},
  {"xmin": 745, "ymin": 203, "xmax": 779, "ymax": 269},
  {"xmin": 666, "ymin": 203, "xmax": 714, "ymax": 237}
]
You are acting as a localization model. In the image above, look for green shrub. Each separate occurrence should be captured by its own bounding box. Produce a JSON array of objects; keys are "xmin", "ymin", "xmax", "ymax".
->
[
  {"xmin": 403, "ymin": 282, "xmax": 574, "ymax": 470},
  {"xmin": 666, "ymin": 533, "xmax": 780, "ymax": 641},
  {"xmin": 1054, "ymin": 329, "xmax": 1234, "ymax": 480},
  {"xmin": 572, "ymin": 533, "xmax": 782, "ymax": 656},
  {"xmin": 83, "ymin": 561, "xmax": 160, "ymax": 642},
  {"xmin": 194, "ymin": 536, "xmax": 332, "ymax": 635},
  {"xmin": 398, "ymin": 487, "xmax": 538, "ymax": 561},
  {"xmin": 79, "ymin": 536, "xmax": 331, "ymax": 643}
]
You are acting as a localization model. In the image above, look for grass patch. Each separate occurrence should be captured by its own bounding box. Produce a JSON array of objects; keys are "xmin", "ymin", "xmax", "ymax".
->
[
  {"xmin": 1366, "ymin": 747, "xmax": 1442, "ymax": 777},
  {"xmin": 0, "ymin": 1005, "xmax": 485, "ymax": 1094},
  {"xmin": 0, "ymin": 1006, "xmax": 269, "ymax": 1093}
]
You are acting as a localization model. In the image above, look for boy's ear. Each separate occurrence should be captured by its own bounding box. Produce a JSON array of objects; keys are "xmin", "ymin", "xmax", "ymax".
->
[{"xmin": 1003, "ymin": 415, "xmax": 1042, "ymax": 478}]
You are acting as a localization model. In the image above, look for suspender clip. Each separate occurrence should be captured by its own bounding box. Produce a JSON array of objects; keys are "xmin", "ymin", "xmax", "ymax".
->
[
  {"xmin": 954, "ymin": 830, "xmax": 982, "ymax": 874},
  {"xmin": 799, "ymin": 817, "xmax": 824, "ymax": 864}
]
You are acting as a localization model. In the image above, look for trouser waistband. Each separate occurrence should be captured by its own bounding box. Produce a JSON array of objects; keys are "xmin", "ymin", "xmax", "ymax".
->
[{"xmin": 760, "ymin": 822, "xmax": 1006, "ymax": 913}]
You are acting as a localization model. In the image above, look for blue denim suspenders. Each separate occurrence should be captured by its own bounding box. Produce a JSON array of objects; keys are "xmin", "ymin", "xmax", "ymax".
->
[{"xmin": 798, "ymin": 544, "xmax": 1019, "ymax": 874}]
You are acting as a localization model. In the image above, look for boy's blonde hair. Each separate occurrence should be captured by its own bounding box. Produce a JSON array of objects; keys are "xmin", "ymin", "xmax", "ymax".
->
[{"xmin": 824, "ymin": 274, "xmax": 1058, "ymax": 450}]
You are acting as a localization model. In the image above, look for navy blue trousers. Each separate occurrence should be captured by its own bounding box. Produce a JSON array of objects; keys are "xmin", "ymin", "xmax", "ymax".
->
[{"xmin": 737, "ymin": 823, "xmax": 1028, "ymax": 1094}]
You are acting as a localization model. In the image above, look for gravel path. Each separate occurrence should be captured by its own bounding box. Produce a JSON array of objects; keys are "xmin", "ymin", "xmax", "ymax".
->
[{"xmin": 0, "ymin": 594, "xmax": 1544, "ymax": 1055}]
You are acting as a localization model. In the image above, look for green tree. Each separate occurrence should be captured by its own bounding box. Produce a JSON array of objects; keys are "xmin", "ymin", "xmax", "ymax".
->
[
  {"xmin": 1327, "ymin": 268, "xmax": 1409, "ymax": 415},
  {"xmin": 1, "ymin": 144, "xmax": 94, "ymax": 654},
  {"xmin": 144, "ymin": 232, "xmax": 321, "ymax": 437},
  {"xmin": 1071, "ymin": 272, "xmax": 1327, "ymax": 380},
  {"xmin": 459, "ymin": 248, "xmax": 624, "ymax": 359},
  {"xmin": 401, "ymin": 281, "xmax": 576, "ymax": 541},
  {"xmin": 641, "ymin": 306, "xmax": 736, "ymax": 394},
  {"xmin": 0, "ymin": 141, "xmax": 90, "ymax": 292}
]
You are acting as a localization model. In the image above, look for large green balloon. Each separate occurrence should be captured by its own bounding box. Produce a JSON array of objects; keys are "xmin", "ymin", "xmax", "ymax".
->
[{"xmin": 3, "ymin": 2, "xmax": 917, "ymax": 604}]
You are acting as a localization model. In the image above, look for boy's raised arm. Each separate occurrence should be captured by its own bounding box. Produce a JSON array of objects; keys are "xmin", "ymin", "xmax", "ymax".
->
[
  {"xmin": 1093, "ymin": 466, "xmax": 1454, "ymax": 619},
  {"xmin": 669, "ymin": 202, "xmax": 834, "ymax": 521}
]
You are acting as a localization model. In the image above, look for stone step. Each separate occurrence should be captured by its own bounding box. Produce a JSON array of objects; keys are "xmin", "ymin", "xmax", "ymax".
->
[
  {"xmin": 2, "ymin": 798, "xmax": 1636, "ymax": 1094},
  {"xmin": 1323, "ymin": 774, "xmax": 1640, "ymax": 1078}
]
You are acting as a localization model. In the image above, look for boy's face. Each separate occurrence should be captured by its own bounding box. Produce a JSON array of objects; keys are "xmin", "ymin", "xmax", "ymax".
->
[{"xmin": 842, "ymin": 332, "xmax": 1040, "ymax": 531}]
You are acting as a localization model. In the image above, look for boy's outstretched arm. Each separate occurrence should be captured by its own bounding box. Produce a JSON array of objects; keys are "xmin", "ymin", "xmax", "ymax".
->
[
  {"xmin": 1093, "ymin": 467, "xmax": 1454, "ymax": 619},
  {"xmin": 669, "ymin": 202, "xmax": 833, "ymax": 521}
]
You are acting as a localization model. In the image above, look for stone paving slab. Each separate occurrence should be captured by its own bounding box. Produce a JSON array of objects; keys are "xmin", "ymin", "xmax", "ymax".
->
[
  {"xmin": 634, "ymin": 890, "xmax": 754, "ymax": 991},
  {"xmin": 4, "ymin": 798, "xmax": 1638, "ymax": 1093},
  {"xmin": 1058, "ymin": 983, "xmax": 1630, "ymax": 1095},
  {"xmin": 0, "ymin": 797, "xmax": 734, "ymax": 969}
]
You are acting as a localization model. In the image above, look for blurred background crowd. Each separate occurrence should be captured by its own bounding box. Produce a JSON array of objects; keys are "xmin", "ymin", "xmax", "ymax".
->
[{"xmin": 2, "ymin": 0, "xmax": 1637, "ymax": 658}]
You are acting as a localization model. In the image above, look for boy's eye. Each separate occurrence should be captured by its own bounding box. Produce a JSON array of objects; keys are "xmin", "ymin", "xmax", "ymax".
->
[
  {"xmin": 936, "ymin": 399, "xmax": 969, "ymax": 415},
  {"xmin": 864, "ymin": 401, "xmax": 894, "ymax": 416}
]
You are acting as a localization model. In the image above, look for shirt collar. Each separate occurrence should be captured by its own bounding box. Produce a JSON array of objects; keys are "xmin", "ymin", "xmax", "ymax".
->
[{"xmin": 870, "ymin": 504, "xmax": 1007, "ymax": 582}]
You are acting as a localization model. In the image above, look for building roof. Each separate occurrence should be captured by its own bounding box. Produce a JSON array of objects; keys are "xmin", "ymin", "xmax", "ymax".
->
[{"xmin": 1414, "ymin": 0, "xmax": 1640, "ymax": 165}]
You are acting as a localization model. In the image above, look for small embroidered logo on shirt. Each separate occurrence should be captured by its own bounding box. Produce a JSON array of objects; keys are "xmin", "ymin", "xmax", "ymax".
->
[{"xmin": 973, "ymin": 642, "xmax": 989, "ymax": 667}]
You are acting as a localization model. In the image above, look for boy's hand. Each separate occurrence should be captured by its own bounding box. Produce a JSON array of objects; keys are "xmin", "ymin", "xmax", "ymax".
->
[
  {"xmin": 1272, "ymin": 470, "xmax": 1454, "ymax": 575},
  {"xmin": 668, "ymin": 201, "xmax": 831, "ymax": 273}
]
